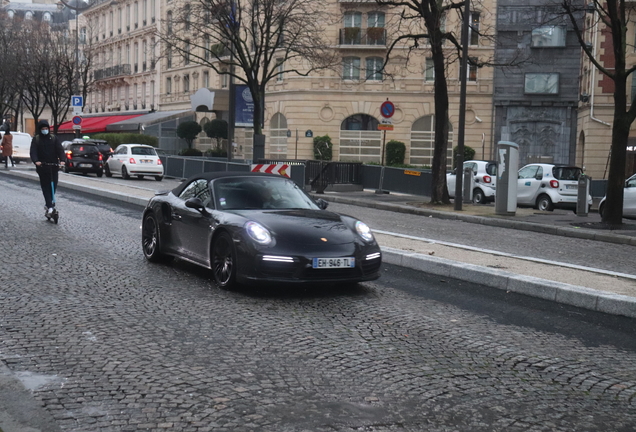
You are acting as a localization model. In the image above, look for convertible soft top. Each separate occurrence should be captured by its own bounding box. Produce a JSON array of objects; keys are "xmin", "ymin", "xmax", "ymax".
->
[{"xmin": 171, "ymin": 171, "xmax": 281, "ymax": 196}]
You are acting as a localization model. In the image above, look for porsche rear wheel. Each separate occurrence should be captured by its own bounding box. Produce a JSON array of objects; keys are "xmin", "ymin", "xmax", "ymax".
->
[
  {"xmin": 142, "ymin": 213, "xmax": 167, "ymax": 263},
  {"xmin": 212, "ymin": 232, "xmax": 237, "ymax": 290}
]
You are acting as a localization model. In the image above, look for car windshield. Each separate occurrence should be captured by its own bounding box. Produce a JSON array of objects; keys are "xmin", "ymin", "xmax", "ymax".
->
[
  {"xmin": 213, "ymin": 177, "xmax": 319, "ymax": 210},
  {"xmin": 552, "ymin": 166, "xmax": 582, "ymax": 181},
  {"xmin": 131, "ymin": 146, "xmax": 156, "ymax": 156}
]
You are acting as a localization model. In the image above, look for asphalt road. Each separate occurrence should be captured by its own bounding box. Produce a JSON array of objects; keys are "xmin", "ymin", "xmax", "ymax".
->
[{"xmin": 1, "ymin": 177, "xmax": 636, "ymax": 431}]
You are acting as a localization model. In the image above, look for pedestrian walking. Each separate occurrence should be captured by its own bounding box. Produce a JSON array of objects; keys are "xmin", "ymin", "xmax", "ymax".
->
[
  {"xmin": 1, "ymin": 127, "xmax": 15, "ymax": 168},
  {"xmin": 29, "ymin": 120, "xmax": 66, "ymax": 217}
]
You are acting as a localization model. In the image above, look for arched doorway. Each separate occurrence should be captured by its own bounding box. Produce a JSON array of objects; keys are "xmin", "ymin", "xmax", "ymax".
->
[
  {"xmin": 339, "ymin": 114, "xmax": 381, "ymax": 162},
  {"xmin": 269, "ymin": 113, "xmax": 288, "ymax": 159},
  {"xmin": 410, "ymin": 115, "xmax": 453, "ymax": 167}
]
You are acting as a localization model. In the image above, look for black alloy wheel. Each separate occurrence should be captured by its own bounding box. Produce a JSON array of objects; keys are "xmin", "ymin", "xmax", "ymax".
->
[
  {"xmin": 142, "ymin": 213, "xmax": 165, "ymax": 262},
  {"xmin": 104, "ymin": 164, "xmax": 112, "ymax": 177},
  {"xmin": 212, "ymin": 232, "xmax": 237, "ymax": 289},
  {"xmin": 121, "ymin": 165, "xmax": 130, "ymax": 180}
]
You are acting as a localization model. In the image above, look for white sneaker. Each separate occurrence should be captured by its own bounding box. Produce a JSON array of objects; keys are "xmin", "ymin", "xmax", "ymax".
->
[{"xmin": 47, "ymin": 207, "xmax": 54, "ymax": 216}]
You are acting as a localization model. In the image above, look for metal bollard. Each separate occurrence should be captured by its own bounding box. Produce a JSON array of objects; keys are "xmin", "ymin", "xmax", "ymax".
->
[{"xmin": 576, "ymin": 174, "xmax": 590, "ymax": 217}]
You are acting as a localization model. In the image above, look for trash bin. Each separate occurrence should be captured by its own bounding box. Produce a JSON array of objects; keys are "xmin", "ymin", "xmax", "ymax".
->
[
  {"xmin": 495, "ymin": 141, "xmax": 519, "ymax": 216},
  {"xmin": 576, "ymin": 174, "xmax": 591, "ymax": 217}
]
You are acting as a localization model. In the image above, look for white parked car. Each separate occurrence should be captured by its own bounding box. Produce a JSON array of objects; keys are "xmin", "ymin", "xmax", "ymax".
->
[
  {"xmin": 0, "ymin": 131, "xmax": 32, "ymax": 163},
  {"xmin": 447, "ymin": 160, "xmax": 497, "ymax": 204},
  {"xmin": 598, "ymin": 173, "xmax": 636, "ymax": 219},
  {"xmin": 517, "ymin": 163, "xmax": 591, "ymax": 212},
  {"xmin": 105, "ymin": 144, "xmax": 164, "ymax": 181}
]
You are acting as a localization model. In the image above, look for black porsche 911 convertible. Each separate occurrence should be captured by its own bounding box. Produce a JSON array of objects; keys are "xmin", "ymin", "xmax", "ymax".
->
[{"xmin": 141, "ymin": 172, "xmax": 382, "ymax": 288}]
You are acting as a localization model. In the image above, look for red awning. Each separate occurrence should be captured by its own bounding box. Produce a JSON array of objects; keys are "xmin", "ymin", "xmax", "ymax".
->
[{"xmin": 57, "ymin": 114, "xmax": 144, "ymax": 134}]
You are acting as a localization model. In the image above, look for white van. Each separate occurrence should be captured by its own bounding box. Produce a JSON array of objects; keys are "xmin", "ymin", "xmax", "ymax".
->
[{"xmin": 0, "ymin": 131, "xmax": 32, "ymax": 164}]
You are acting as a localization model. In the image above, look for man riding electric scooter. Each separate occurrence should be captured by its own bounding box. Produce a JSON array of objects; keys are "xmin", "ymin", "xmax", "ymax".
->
[{"xmin": 30, "ymin": 120, "xmax": 66, "ymax": 222}]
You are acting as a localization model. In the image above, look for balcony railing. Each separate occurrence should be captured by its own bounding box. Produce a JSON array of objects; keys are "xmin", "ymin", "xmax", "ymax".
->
[
  {"xmin": 93, "ymin": 64, "xmax": 132, "ymax": 80},
  {"xmin": 339, "ymin": 27, "xmax": 386, "ymax": 46}
]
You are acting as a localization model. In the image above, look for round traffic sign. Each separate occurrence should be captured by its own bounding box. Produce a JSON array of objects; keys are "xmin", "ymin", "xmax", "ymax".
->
[
  {"xmin": 380, "ymin": 101, "xmax": 395, "ymax": 118},
  {"xmin": 72, "ymin": 116, "xmax": 82, "ymax": 125}
]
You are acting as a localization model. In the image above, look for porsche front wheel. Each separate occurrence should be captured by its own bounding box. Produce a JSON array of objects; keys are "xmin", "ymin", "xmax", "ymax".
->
[{"xmin": 212, "ymin": 232, "xmax": 237, "ymax": 290}]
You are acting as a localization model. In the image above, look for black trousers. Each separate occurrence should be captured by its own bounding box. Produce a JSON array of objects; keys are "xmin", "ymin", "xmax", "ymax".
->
[{"xmin": 36, "ymin": 165, "xmax": 59, "ymax": 208}]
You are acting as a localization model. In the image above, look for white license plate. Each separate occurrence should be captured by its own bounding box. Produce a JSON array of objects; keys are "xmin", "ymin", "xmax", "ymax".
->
[
  {"xmin": 79, "ymin": 163, "xmax": 92, "ymax": 168},
  {"xmin": 566, "ymin": 185, "xmax": 577, "ymax": 189},
  {"xmin": 140, "ymin": 159, "xmax": 152, "ymax": 163},
  {"xmin": 312, "ymin": 257, "xmax": 355, "ymax": 269}
]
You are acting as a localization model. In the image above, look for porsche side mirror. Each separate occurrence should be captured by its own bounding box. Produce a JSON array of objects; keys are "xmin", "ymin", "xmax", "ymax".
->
[
  {"xmin": 315, "ymin": 198, "xmax": 329, "ymax": 210},
  {"xmin": 185, "ymin": 197, "xmax": 209, "ymax": 214}
]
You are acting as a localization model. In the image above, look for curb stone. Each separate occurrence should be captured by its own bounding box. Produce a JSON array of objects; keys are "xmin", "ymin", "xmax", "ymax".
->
[
  {"xmin": 315, "ymin": 194, "xmax": 636, "ymax": 247},
  {"xmin": 382, "ymin": 246, "xmax": 636, "ymax": 319}
]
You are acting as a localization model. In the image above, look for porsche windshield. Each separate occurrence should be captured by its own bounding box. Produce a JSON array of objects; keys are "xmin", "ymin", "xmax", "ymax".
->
[{"xmin": 212, "ymin": 177, "xmax": 319, "ymax": 210}]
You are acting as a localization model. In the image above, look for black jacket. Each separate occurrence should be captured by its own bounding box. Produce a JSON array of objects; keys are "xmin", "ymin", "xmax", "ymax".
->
[{"xmin": 30, "ymin": 120, "xmax": 65, "ymax": 164}]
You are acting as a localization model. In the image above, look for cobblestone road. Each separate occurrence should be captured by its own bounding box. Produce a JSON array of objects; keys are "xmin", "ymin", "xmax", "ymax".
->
[{"xmin": 1, "ymin": 177, "xmax": 636, "ymax": 432}]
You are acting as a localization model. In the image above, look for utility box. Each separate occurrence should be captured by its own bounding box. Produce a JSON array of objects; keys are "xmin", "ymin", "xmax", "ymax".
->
[
  {"xmin": 495, "ymin": 141, "xmax": 519, "ymax": 216},
  {"xmin": 577, "ymin": 174, "xmax": 591, "ymax": 217},
  {"xmin": 463, "ymin": 166, "xmax": 474, "ymax": 203}
]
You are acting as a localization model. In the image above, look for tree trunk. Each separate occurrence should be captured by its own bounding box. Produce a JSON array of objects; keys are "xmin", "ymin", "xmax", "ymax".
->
[
  {"xmin": 430, "ymin": 40, "xmax": 451, "ymax": 204},
  {"xmin": 604, "ymin": 84, "xmax": 629, "ymax": 224}
]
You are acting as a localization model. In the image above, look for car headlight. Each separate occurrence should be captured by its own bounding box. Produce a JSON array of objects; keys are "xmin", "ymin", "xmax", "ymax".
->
[
  {"xmin": 355, "ymin": 221, "xmax": 374, "ymax": 242},
  {"xmin": 245, "ymin": 221, "xmax": 272, "ymax": 245}
]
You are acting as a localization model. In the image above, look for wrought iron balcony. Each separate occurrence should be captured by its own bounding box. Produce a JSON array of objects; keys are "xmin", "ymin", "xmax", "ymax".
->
[
  {"xmin": 339, "ymin": 27, "xmax": 386, "ymax": 46},
  {"xmin": 93, "ymin": 64, "xmax": 132, "ymax": 80}
]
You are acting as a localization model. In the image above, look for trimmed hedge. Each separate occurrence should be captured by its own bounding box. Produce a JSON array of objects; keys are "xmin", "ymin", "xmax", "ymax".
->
[
  {"xmin": 313, "ymin": 135, "xmax": 333, "ymax": 161},
  {"xmin": 90, "ymin": 133, "xmax": 158, "ymax": 148},
  {"xmin": 386, "ymin": 140, "xmax": 406, "ymax": 166},
  {"xmin": 452, "ymin": 145, "xmax": 476, "ymax": 169}
]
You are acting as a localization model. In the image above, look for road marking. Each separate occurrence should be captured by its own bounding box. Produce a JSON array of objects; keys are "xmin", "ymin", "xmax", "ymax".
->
[{"xmin": 374, "ymin": 229, "xmax": 636, "ymax": 281}]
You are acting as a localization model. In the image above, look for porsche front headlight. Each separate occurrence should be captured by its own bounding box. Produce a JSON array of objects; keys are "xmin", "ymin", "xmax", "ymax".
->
[
  {"xmin": 245, "ymin": 221, "xmax": 272, "ymax": 245},
  {"xmin": 355, "ymin": 221, "xmax": 374, "ymax": 242}
]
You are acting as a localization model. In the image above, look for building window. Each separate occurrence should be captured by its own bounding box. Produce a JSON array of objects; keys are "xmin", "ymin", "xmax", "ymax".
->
[
  {"xmin": 126, "ymin": 4, "xmax": 130, "ymax": 31},
  {"xmin": 276, "ymin": 59, "xmax": 284, "ymax": 81},
  {"xmin": 134, "ymin": 2, "xmax": 139, "ymax": 28},
  {"xmin": 531, "ymin": 26, "xmax": 566, "ymax": 47},
  {"xmin": 43, "ymin": 12, "xmax": 52, "ymax": 22},
  {"xmin": 469, "ymin": 12, "xmax": 480, "ymax": 46},
  {"xmin": 183, "ymin": 74, "xmax": 190, "ymax": 93},
  {"xmin": 79, "ymin": 27, "xmax": 87, "ymax": 44},
  {"xmin": 184, "ymin": 4, "xmax": 191, "ymax": 30},
  {"xmin": 366, "ymin": 57, "xmax": 383, "ymax": 81},
  {"xmin": 166, "ymin": 77, "xmax": 172, "ymax": 95},
  {"xmin": 134, "ymin": 43, "xmax": 139, "ymax": 72},
  {"xmin": 118, "ymin": 8, "xmax": 122, "ymax": 33},
  {"xmin": 203, "ymin": 70, "xmax": 210, "ymax": 88},
  {"xmin": 343, "ymin": 11, "xmax": 362, "ymax": 44},
  {"xmin": 367, "ymin": 11, "xmax": 384, "ymax": 28},
  {"xmin": 142, "ymin": 0, "xmax": 147, "ymax": 25},
  {"xmin": 167, "ymin": 11, "xmax": 172, "ymax": 34},
  {"xmin": 524, "ymin": 73, "xmax": 559, "ymax": 94},
  {"xmin": 343, "ymin": 57, "xmax": 361, "ymax": 80},
  {"xmin": 25, "ymin": 11, "xmax": 32, "ymax": 20},
  {"xmin": 410, "ymin": 115, "xmax": 454, "ymax": 166},
  {"xmin": 151, "ymin": 0, "xmax": 155, "ymax": 23},
  {"xmin": 221, "ymin": 69, "xmax": 229, "ymax": 88},
  {"xmin": 184, "ymin": 40, "xmax": 190, "ymax": 65},
  {"xmin": 166, "ymin": 45, "xmax": 172, "ymax": 68},
  {"xmin": 425, "ymin": 57, "xmax": 435, "ymax": 81}
]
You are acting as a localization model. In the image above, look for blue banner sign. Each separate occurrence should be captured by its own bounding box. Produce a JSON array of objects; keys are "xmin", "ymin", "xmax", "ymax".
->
[{"xmin": 234, "ymin": 85, "xmax": 254, "ymax": 128}]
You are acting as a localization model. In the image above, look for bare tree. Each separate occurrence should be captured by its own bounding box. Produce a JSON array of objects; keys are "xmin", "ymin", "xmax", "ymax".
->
[
  {"xmin": 0, "ymin": 13, "xmax": 21, "ymax": 122},
  {"xmin": 561, "ymin": 0, "xmax": 633, "ymax": 224},
  {"xmin": 40, "ymin": 30, "xmax": 76, "ymax": 133},
  {"xmin": 16, "ymin": 21, "xmax": 49, "ymax": 126},
  {"xmin": 159, "ymin": 0, "xmax": 337, "ymax": 141},
  {"xmin": 376, "ymin": 0, "xmax": 509, "ymax": 204}
]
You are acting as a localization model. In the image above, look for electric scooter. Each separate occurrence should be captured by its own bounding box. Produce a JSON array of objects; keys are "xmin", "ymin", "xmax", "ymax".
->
[{"xmin": 42, "ymin": 162, "xmax": 61, "ymax": 224}]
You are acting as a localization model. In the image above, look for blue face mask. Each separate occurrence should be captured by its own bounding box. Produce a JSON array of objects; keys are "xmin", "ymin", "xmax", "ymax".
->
[{"xmin": 41, "ymin": 129, "xmax": 49, "ymax": 135}]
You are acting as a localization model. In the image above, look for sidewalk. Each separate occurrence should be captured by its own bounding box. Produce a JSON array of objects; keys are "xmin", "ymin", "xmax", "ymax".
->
[{"xmin": 2, "ymin": 166, "xmax": 635, "ymax": 319}]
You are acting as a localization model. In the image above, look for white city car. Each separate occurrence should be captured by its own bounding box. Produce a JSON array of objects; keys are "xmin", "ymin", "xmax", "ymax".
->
[
  {"xmin": 105, "ymin": 144, "xmax": 164, "ymax": 181},
  {"xmin": 517, "ymin": 163, "xmax": 591, "ymax": 212},
  {"xmin": 598, "ymin": 173, "xmax": 636, "ymax": 220},
  {"xmin": 447, "ymin": 160, "xmax": 497, "ymax": 204}
]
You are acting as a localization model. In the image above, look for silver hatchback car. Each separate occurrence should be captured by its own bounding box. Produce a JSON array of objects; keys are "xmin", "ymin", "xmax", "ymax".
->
[
  {"xmin": 447, "ymin": 160, "xmax": 497, "ymax": 204},
  {"xmin": 598, "ymin": 173, "xmax": 636, "ymax": 219}
]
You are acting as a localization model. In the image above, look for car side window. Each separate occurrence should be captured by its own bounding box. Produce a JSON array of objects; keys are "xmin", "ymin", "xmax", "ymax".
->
[
  {"xmin": 536, "ymin": 166, "xmax": 543, "ymax": 179},
  {"xmin": 627, "ymin": 178, "xmax": 636, "ymax": 188},
  {"xmin": 179, "ymin": 179, "xmax": 212, "ymax": 207},
  {"xmin": 518, "ymin": 166, "xmax": 538, "ymax": 179}
]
